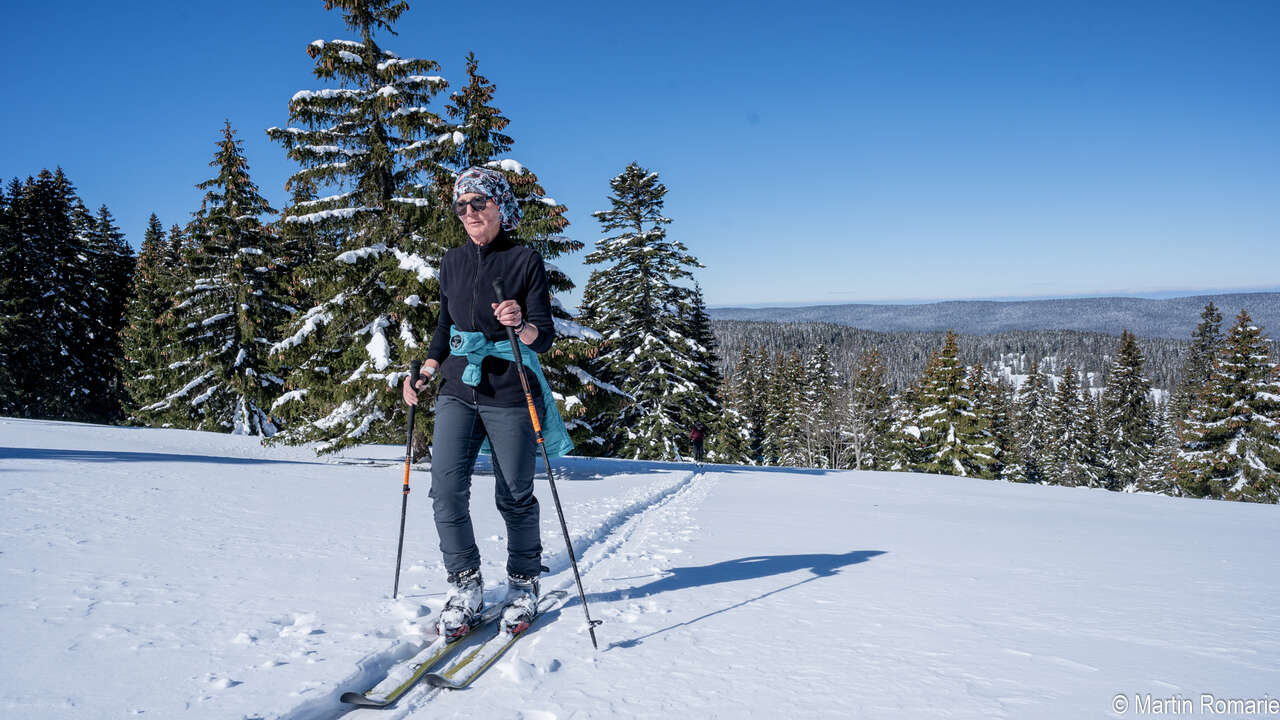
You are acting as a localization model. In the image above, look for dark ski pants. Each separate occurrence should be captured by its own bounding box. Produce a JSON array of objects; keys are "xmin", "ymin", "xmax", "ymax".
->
[{"xmin": 429, "ymin": 393, "xmax": 542, "ymax": 578}]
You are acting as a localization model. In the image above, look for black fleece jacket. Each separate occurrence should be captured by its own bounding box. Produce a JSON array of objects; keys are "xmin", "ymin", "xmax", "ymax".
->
[{"xmin": 426, "ymin": 232, "xmax": 555, "ymax": 406}]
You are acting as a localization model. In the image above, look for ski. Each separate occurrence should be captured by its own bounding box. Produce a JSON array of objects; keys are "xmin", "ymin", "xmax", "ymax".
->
[
  {"xmin": 339, "ymin": 603, "xmax": 504, "ymax": 708},
  {"xmin": 425, "ymin": 590, "xmax": 567, "ymax": 691}
]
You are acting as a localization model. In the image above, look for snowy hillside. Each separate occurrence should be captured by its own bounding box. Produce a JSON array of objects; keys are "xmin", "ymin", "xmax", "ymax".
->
[{"xmin": 2, "ymin": 418, "xmax": 1278, "ymax": 719}]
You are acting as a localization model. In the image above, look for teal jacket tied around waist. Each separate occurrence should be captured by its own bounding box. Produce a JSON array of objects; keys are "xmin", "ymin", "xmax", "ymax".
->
[{"xmin": 449, "ymin": 326, "xmax": 574, "ymax": 458}]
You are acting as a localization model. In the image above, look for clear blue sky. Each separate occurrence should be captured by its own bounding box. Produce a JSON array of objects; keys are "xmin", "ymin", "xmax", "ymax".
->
[{"xmin": 3, "ymin": 0, "xmax": 1277, "ymax": 308}]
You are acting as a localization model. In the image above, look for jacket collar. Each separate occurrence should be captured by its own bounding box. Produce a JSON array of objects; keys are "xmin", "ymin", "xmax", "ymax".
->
[{"xmin": 471, "ymin": 230, "xmax": 511, "ymax": 256}]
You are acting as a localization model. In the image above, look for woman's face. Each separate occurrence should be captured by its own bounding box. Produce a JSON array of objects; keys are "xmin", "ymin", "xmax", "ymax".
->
[{"xmin": 456, "ymin": 192, "xmax": 502, "ymax": 245}]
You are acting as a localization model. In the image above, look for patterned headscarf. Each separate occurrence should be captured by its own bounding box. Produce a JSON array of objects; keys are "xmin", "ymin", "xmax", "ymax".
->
[{"xmin": 453, "ymin": 166, "xmax": 522, "ymax": 231}]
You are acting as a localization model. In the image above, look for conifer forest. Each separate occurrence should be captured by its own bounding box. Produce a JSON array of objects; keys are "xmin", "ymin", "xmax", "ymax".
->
[{"xmin": 3, "ymin": 0, "xmax": 1278, "ymax": 504}]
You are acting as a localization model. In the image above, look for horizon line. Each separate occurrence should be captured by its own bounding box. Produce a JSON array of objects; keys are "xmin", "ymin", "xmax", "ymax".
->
[{"xmin": 710, "ymin": 286, "xmax": 1280, "ymax": 310}]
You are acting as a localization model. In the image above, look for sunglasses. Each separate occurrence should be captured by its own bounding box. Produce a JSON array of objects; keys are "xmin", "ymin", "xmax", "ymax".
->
[{"xmin": 453, "ymin": 197, "xmax": 492, "ymax": 215}]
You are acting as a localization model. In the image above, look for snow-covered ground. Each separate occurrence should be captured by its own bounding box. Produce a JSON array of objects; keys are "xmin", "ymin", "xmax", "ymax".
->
[{"xmin": 2, "ymin": 417, "xmax": 1277, "ymax": 719}]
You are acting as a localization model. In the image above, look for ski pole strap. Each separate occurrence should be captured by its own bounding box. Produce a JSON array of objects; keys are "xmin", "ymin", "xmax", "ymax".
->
[{"xmin": 448, "ymin": 326, "xmax": 574, "ymax": 458}]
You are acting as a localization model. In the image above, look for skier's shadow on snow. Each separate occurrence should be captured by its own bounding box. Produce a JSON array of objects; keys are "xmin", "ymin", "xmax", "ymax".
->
[
  {"xmin": 0, "ymin": 446, "xmax": 326, "ymax": 466},
  {"xmin": 587, "ymin": 550, "xmax": 886, "ymax": 650}
]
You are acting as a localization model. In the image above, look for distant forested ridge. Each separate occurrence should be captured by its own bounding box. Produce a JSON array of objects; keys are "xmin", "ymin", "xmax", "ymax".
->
[
  {"xmin": 711, "ymin": 292, "xmax": 1280, "ymax": 340},
  {"xmin": 712, "ymin": 321, "xmax": 1203, "ymax": 393}
]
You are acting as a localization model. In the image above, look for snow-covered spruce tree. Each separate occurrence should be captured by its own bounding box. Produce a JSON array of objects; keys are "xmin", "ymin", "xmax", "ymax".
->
[
  {"xmin": 1171, "ymin": 311, "xmax": 1280, "ymax": 502},
  {"xmin": 911, "ymin": 331, "xmax": 995, "ymax": 478},
  {"xmin": 1044, "ymin": 365, "xmax": 1089, "ymax": 486},
  {"xmin": 762, "ymin": 350, "xmax": 807, "ymax": 466},
  {"xmin": 119, "ymin": 214, "xmax": 174, "ymax": 420},
  {"xmin": 888, "ymin": 386, "xmax": 925, "ymax": 472},
  {"xmin": 757, "ymin": 351, "xmax": 787, "ymax": 465},
  {"xmin": 1142, "ymin": 402, "xmax": 1179, "ymax": 495},
  {"xmin": 1100, "ymin": 330, "xmax": 1155, "ymax": 492},
  {"xmin": 1077, "ymin": 390, "xmax": 1108, "ymax": 488},
  {"xmin": 1015, "ymin": 360, "xmax": 1053, "ymax": 483},
  {"xmin": 275, "ymin": 178, "xmax": 340, "ymax": 312},
  {"xmin": 578, "ymin": 163, "xmax": 707, "ymax": 460},
  {"xmin": 717, "ymin": 345, "xmax": 769, "ymax": 464},
  {"xmin": 989, "ymin": 376, "xmax": 1025, "ymax": 482},
  {"xmin": 843, "ymin": 349, "xmax": 892, "ymax": 470},
  {"xmin": 140, "ymin": 122, "xmax": 290, "ymax": 435},
  {"xmin": 7, "ymin": 176, "xmax": 136, "ymax": 422},
  {"xmin": 2, "ymin": 170, "xmax": 99, "ymax": 419},
  {"xmin": 673, "ymin": 282, "xmax": 723, "ymax": 439},
  {"xmin": 266, "ymin": 0, "xmax": 455, "ymax": 452},
  {"xmin": 0, "ymin": 179, "xmax": 23, "ymax": 413},
  {"xmin": 967, "ymin": 362, "xmax": 1002, "ymax": 475},
  {"xmin": 707, "ymin": 370, "xmax": 752, "ymax": 464},
  {"xmin": 1169, "ymin": 302, "xmax": 1223, "ymax": 442},
  {"xmin": 82, "ymin": 205, "xmax": 135, "ymax": 421},
  {"xmin": 801, "ymin": 344, "xmax": 842, "ymax": 468}
]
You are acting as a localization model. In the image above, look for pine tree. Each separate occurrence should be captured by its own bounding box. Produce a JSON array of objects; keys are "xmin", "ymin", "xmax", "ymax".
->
[
  {"xmin": 1169, "ymin": 302, "xmax": 1223, "ymax": 441},
  {"xmin": 911, "ymin": 331, "xmax": 995, "ymax": 478},
  {"xmin": 888, "ymin": 387, "xmax": 925, "ymax": 472},
  {"xmin": 844, "ymin": 350, "xmax": 892, "ymax": 470},
  {"xmin": 81, "ymin": 205, "xmax": 135, "ymax": 421},
  {"xmin": 989, "ymin": 377, "xmax": 1025, "ymax": 482},
  {"xmin": 706, "ymin": 371, "xmax": 753, "ymax": 465},
  {"xmin": 0, "ymin": 179, "xmax": 24, "ymax": 413},
  {"xmin": 799, "ymin": 344, "xmax": 842, "ymax": 468},
  {"xmin": 1171, "ymin": 311, "xmax": 1280, "ymax": 502},
  {"xmin": 675, "ymin": 283, "xmax": 723, "ymax": 436},
  {"xmin": 119, "ymin": 214, "xmax": 173, "ymax": 420},
  {"xmin": 1015, "ymin": 360, "xmax": 1053, "ymax": 483},
  {"xmin": 1143, "ymin": 401, "xmax": 1179, "ymax": 494},
  {"xmin": 9, "ymin": 170, "xmax": 98, "ymax": 419},
  {"xmin": 266, "ymin": 0, "xmax": 455, "ymax": 452},
  {"xmin": 1101, "ymin": 330, "xmax": 1155, "ymax": 491},
  {"xmin": 1077, "ymin": 391, "xmax": 1108, "ymax": 488},
  {"xmin": 725, "ymin": 345, "xmax": 770, "ymax": 464},
  {"xmin": 1045, "ymin": 365, "xmax": 1089, "ymax": 486},
  {"xmin": 578, "ymin": 164, "xmax": 707, "ymax": 460},
  {"xmin": 763, "ymin": 350, "xmax": 807, "ymax": 466},
  {"xmin": 140, "ymin": 122, "xmax": 290, "ymax": 435}
]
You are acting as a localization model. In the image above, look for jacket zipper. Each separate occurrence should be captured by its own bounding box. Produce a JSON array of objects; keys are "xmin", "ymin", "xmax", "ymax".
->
[{"xmin": 472, "ymin": 242, "xmax": 481, "ymax": 405}]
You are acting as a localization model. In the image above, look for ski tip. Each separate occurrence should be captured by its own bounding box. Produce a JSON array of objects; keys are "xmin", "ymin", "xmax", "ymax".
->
[
  {"xmin": 425, "ymin": 673, "xmax": 465, "ymax": 690},
  {"xmin": 340, "ymin": 691, "xmax": 390, "ymax": 707}
]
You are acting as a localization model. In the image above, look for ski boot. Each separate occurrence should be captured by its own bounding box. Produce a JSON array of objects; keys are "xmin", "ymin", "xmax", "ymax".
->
[
  {"xmin": 499, "ymin": 572, "xmax": 541, "ymax": 635},
  {"xmin": 436, "ymin": 567, "xmax": 483, "ymax": 640}
]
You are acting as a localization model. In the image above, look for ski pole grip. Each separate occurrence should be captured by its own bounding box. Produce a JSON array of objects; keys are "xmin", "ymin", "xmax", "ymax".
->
[
  {"xmin": 408, "ymin": 360, "xmax": 422, "ymax": 391},
  {"xmin": 491, "ymin": 277, "xmax": 508, "ymax": 303}
]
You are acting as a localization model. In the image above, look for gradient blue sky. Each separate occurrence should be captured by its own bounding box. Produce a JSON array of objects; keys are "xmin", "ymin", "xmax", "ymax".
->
[{"xmin": 3, "ymin": 1, "xmax": 1277, "ymax": 307}]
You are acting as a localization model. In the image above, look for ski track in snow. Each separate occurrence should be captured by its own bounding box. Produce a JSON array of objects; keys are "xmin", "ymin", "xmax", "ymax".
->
[{"xmin": 275, "ymin": 468, "xmax": 706, "ymax": 719}]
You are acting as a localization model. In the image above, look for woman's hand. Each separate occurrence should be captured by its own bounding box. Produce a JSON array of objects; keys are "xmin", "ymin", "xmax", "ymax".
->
[
  {"xmin": 491, "ymin": 299, "xmax": 522, "ymax": 328},
  {"xmin": 401, "ymin": 361, "xmax": 438, "ymax": 406}
]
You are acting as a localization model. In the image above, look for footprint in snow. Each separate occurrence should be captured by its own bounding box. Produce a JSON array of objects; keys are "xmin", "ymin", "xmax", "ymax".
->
[
  {"xmin": 515, "ymin": 710, "xmax": 558, "ymax": 720},
  {"xmin": 275, "ymin": 613, "xmax": 324, "ymax": 637},
  {"xmin": 203, "ymin": 673, "xmax": 242, "ymax": 689}
]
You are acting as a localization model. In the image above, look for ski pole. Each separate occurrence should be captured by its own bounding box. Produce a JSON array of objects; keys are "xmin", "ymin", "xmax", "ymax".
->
[
  {"xmin": 493, "ymin": 278, "xmax": 602, "ymax": 649},
  {"xmin": 392, "ymin": 360, "xmax": 423, "ymax": 600}
]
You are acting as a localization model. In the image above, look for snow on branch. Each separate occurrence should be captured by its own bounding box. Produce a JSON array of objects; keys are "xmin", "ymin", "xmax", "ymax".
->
[
  {"xmin": 392, "ymin": 248, "xmax": 437, "ymax": 282},
  {"xmin": 335, "ymin": 244, "xmax": 387, "ymax": 264},
  {"xmin": 567, "ymin": 365, "xmax": 634, "ymax": 400},
  {"xmin": 286, "ymin": 207, "xmax": 375, "ymax": 225},
  {"xmin": 554, "ymin": 317, "xmax": 603, "ymax": 341},
  {"xmin": 485, "ymin": 159, "xmax": 527, "ymax": 175},
  {"xmin": 271, "ymin": 298, "xmax": 341, "ymax": 354},
  {"xmin": 291, "ymin": 88, "xmax": 362, "ymax": 103}
]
